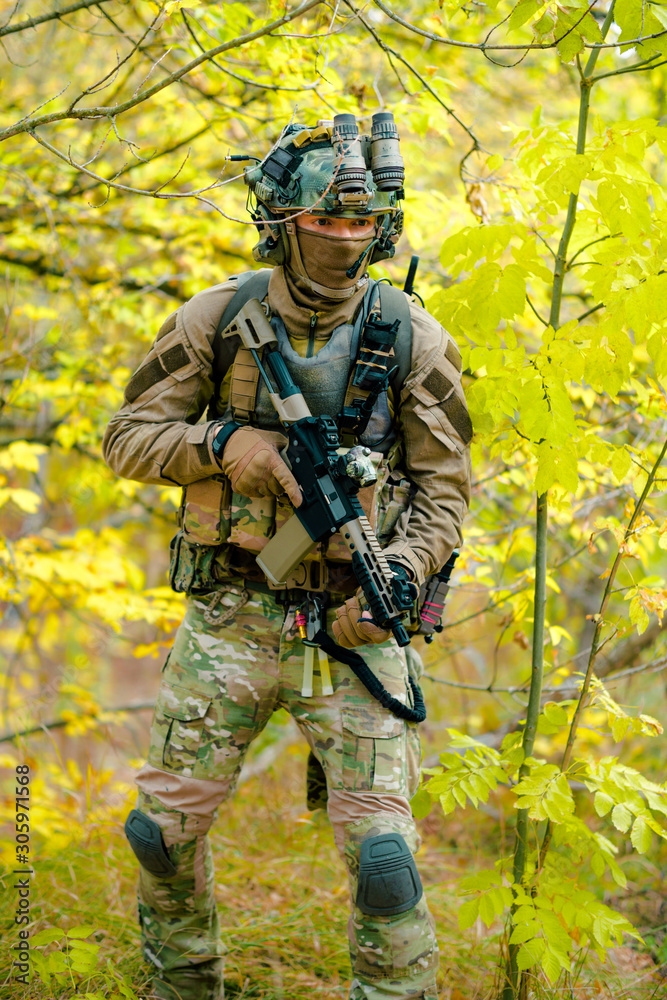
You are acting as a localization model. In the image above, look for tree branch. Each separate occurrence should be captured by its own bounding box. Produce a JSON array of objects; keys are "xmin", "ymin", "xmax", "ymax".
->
[
  {"xmin": 0, "ymin": 0, "xmax": 325, "ymax": 142},
  {"xmin": 0, "ymin": 250, "xmax": 189, "ymax": 299},
  {"xmin": 370, "ymin": 0, "xmax": 667, "ymax": 51},
  {"xmin": 181, "ymin": 8, "xmax": 326, "ymax": 93},
  {"xmin": 538, "ymin": 433, "xmax": 667, "ymax": 869},
  {"xmin": 344, "ymin": 0, "xmax": 481, "ymax": 154},
  {"xmin": 0, "ymin": 0, "xmax": 113, "ymax": 38}
]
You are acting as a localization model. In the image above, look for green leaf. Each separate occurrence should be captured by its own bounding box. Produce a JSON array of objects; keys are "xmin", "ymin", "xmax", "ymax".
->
[
  {"xmin": 651, "ymin": 1, "xmax": 667, "ymax": 28},
  {"xmin": 410, "ymin": 787, "xmax": 433, "ymax": 820},
  {"xmin": 612, "ymin": 716, "xmax": 632, "ymax": 743},
  {"xmin": 532, "ymin": 8, "xmax": 556, "ymax": 37},
  {"xmin": 629, "ymin": 595, "xmax": 650, "ymax": 635},
  {"xmin": 612, "ymin": 803, "xmax": 633, "ymax": 832},
  {"xmin": 543, "ymin": 702, "xmax": 569, "ymax": 726},
  {"xmin": 459, "ymin": 897, "xmax": 480, "ymax": 930},
  {"xmin": 594, "ymin": 791, "xmax": 614, "ymax": 817},
  {"xmin": 69, "ymin": 953, "xmax": 98, "ymax": 974},
  {"xmin": 497, "ymin": 264, "xmax": 527, "ymax": 320},
  {"xmin": 452, "ymin": 784, "xmax": 467, "ymax": 808},
  {"xmin": 630, "ymin": 816, "xmax": 653, "ymax": 854},
  {"xmin": 591, "ymin": 852, "xmax": 605, "ymax": 877},
  {"xmin": 534, "ymin": 439, "xmax": 579, "ymax": 495},
  {"xmin": 611, "ymin": 447, "xmax": 632, "ymax": 483},
  {"xmin": 479, "ymin": 892, "xmax": 497, "ymax": 927},
  {"xmin": 32, "ymin": 929, "xmax": 65, "ymax": 946},
  {"xmin": 509, "ymin": 0, "xmax": 541, "ymax": 31},
  {"xmin": 66, "ymin": 925, "xmax": 96, "ymax": 939},
  {"xmin": 510, "ymin": 920, "xmax": 540, "ymax": 944},
  {"xmin": 557, "ymin": 26, "xmax": 584, "ymax": 63},
  {"xmin": 579, "ymin": 10, "xmax": 603, "ymax": 41},
  {"xmin": 541, "ymin": 945, "xmax": 562, "ymax": 984},
  {"xmin": 439, "ymin": 790, "xmax": 457, "ymax": 815},
  {"xmin": 608, "ymin": 857, "xmax": 628, "ymax": 888},
  {"xmin": 517, "ymin": 938, "xmax": 545, "ymax": 970}
]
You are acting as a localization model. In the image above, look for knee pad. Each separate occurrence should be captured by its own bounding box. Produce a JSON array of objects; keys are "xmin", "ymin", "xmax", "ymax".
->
[
  {"xmin": 125, "ymin": 808, "xmax": 177, "ymax": 878},
  {"xmin": 356, "ymin": 832, "xmax": 423, "ymax": 916}
]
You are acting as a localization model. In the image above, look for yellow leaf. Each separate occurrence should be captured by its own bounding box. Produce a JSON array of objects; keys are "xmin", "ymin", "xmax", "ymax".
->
[
  {"xmin": 0, "ymin": 441, "xmax": 48, "ymax": 472},
  {"xmin": 639, "ymin": 714, "xmax": 663, "ymax": 736},
  {"xmin": 0, "ymin": 488, "xmax": 42, "ymax": 513}
]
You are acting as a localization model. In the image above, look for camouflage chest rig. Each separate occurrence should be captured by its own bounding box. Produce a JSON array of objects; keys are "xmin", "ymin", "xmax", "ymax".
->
[{"xmin": 172, "ymin": 267, "xmax": 415, "ymax": 600}]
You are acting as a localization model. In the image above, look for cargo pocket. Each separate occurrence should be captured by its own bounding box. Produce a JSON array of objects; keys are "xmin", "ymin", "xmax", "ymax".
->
[
  {"xmin": 153, "ymin": 680, "xmax": 213, "ymax": 777},
  {"xmin": 341, "ymin": 709, "xmax": 406, "ymax": 794},
  {"xmin": 229, "ymin": 492, "xmax": 276, "ymax": 553},
  {"xmin": 406, "ymin": 723, "xmax": 422, "ymax": 799}
]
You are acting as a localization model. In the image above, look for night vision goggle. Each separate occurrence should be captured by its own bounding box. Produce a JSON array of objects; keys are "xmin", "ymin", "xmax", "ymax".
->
[{"xmin": 240, "ymin": 111, "xmax": 405, "ymax": 216}]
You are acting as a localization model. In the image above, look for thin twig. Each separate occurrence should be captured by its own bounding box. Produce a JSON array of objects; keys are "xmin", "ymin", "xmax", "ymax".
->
[
  {"xmin": 0, "ymin": 0, "xmax": 113, "ymax": 38},
  {"xmin": 370, "ymin": 0, "xmax": 667, "ymax": 52},
  {"xmin": 0, "ymin": 702, "xmax": 156, "ymax": 743},
  {"xmin": 0, "ymin": 0, "xmax": 325, "ymax": 142},
  {"xmin": 345, "ymin": 0, "xmax": 480, "ymax": 150}
]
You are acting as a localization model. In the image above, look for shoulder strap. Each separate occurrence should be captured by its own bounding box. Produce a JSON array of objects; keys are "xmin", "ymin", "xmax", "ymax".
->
[
  {"xmin": 210, "ymin": 270, "xmax": 272, "ymax": 420},
  {"xmin": 340, "ymin": 282, "xmax": 412, "ymax": 444},
  {"xmin": 215, "ymin": 269, "xmax": 272, "ymax": 340},
  {"xmin": 377, "ymin": 283, "xmax": 412, "ymax": 391}
]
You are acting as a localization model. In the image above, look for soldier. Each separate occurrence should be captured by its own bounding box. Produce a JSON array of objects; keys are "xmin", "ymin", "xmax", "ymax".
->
[{"xmin": 103, "ymin": 112, "xmax": 471, "ymax": 1000}]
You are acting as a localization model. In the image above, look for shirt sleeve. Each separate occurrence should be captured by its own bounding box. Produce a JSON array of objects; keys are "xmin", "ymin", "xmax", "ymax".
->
[
  {"xmin": 102, "ymin": 280, "xmax": 239, "ymax": 486},
  {"xmin": 381, "ymin": 300, "xmax": 472, "ymax": 586}
]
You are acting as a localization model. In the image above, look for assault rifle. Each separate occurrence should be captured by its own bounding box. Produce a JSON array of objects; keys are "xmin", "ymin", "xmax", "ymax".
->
[{"xmin": 225, "ymin": 298, "xmax": 415, "ymax": 647}]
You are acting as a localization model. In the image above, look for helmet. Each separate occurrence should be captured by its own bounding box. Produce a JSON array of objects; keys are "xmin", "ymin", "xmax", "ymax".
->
[{"xmin": 243, "ymin": 112, "xmax": 405, "ymax": 285}]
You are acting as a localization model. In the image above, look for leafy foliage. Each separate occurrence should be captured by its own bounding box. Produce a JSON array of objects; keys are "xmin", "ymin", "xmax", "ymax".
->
[{"xmin": 1, "ymin": 1, "xmax": 667, "ymax": 997}]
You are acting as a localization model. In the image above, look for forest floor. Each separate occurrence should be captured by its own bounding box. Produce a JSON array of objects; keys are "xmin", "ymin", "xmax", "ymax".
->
[{"xmin": 1, "ymin": 695, "xmax": 666, "ymax": 999}]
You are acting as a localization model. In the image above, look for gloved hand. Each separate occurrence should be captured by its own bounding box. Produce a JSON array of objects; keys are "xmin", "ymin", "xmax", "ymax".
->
[
  {"xmin": 332, "ymin": 563, "xmax": 418, "ymax": 649},
  {"xmin": 332, "ymin": 593, "xmax": 391, "ymax": 649},
  {"xmin": 219, "ymin": 426, "xmax": 302, "ymax": 507}
]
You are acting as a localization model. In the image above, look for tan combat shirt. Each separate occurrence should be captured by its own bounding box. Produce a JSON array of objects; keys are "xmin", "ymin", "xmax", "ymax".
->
[{"xmin": 103, "ymin": 268, "xmax": 472, "ymax": 586}]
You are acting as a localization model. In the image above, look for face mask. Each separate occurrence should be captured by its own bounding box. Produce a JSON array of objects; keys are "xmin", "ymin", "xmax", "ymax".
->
[{"xmin": 294, "ymin": 229, "xmax": 376, "ymax": 290}]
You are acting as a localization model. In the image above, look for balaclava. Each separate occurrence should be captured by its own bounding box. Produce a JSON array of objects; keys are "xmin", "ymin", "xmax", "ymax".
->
[{"xmin": 284, "ymin": 223, "xmax": 376, "ymax": 303}]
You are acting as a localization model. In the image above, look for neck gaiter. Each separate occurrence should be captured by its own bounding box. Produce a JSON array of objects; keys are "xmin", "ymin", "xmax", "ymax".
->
[{"xmin": 293, "ymin": 229, "xmax": 375, "ymax": 291}]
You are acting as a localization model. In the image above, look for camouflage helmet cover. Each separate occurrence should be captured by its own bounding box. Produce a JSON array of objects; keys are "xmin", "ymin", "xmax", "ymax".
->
[{"xmin": 244, "ymin": 116, "xmax": 404, "ymax": 268}]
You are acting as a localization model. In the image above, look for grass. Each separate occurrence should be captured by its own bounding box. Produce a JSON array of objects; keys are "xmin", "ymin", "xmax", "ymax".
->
[{"xmin": 1, "ymin": 707, "xmax": 666, "ymax": 999}]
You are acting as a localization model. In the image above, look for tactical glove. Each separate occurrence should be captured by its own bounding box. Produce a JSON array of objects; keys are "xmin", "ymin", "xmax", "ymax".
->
[
  {"xmin": 332, "ymin": 593, "xmax": 391, "ymax": 649},
  {"xmin": 332, "ymin": 563, "xmax": 418, "ymax": 649},
  {"xmin": 218, "ymin": 426, "xmax": 302, "ymax": 507}
]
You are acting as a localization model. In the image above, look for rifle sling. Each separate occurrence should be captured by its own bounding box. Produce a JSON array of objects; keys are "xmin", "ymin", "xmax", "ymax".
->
[{"xmin": 314, "ymin": 629, "xmax": 426, "ymax": 723}]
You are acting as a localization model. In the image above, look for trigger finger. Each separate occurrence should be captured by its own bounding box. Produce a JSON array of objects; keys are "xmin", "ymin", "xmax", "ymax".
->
[{"xmin": 271, "ymin": 465, "xmax": 303, "ymax": 507}]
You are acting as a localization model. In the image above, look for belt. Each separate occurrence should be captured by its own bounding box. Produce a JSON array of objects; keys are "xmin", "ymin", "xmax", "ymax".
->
[{"xmin": 242, "ymin": 579, "xmax": 352, "ymax": 606}]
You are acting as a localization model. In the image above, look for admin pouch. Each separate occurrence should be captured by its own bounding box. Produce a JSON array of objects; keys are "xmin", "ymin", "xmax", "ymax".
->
[{"xmin": 169, "ymin": 476, "xmax": 232, "ymax": 593}]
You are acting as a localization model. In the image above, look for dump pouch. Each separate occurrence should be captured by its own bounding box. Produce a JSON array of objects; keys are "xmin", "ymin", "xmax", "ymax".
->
[{"xmin": 169, "ymin": 531, "xmax": 229, "ymax": 594}]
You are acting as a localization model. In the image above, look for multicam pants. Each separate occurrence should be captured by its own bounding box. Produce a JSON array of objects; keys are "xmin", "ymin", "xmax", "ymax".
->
[{"xmin": 132, "ymin": 582, "xmax": 439, "ymax": 1000}]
